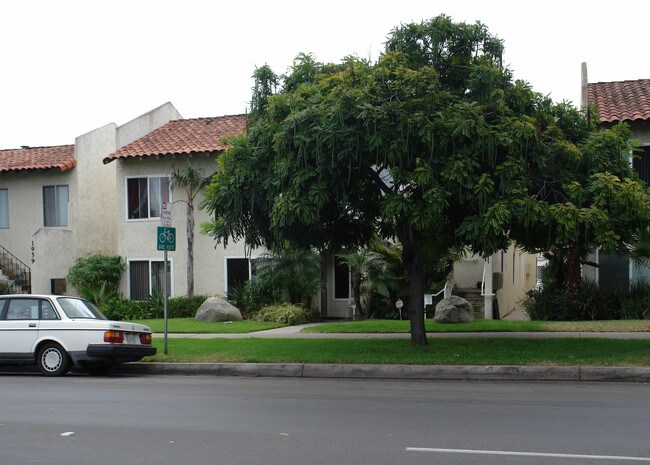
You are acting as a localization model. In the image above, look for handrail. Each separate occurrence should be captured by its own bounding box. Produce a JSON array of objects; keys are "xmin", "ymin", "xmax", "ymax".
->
[
  {"xmin": 431, "ymin": 279, "xmax": 453, "ymax": 298},
  {"xmin": 0, "ymin": 244, "xmax": 31, "ymax": 271},
  {"xmin": 481, "ymin": 259, "xmax": 495, "ymax": 297},
  {"xmin": 0, "ymin": 244, "xmax": 32, "ymax": 294}
]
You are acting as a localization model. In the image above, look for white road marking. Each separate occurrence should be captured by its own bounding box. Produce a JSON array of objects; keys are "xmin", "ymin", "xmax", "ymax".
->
[
  {"xmin": 406, "ymin": 447, "xmax": 650, "ymax": 462},
  {"xmin": 59, "ymin": 432, "xmax": 76, "ymax": 437}
]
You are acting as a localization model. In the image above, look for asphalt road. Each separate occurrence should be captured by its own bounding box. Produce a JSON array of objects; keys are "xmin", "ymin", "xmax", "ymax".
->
[{"xmin": 1, "ymin": 374, "xmax": 650, "ymax": 465}]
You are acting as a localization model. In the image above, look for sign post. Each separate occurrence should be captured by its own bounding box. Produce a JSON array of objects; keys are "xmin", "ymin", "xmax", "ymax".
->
[{"xmin": 157, "ymin": 204, "xmax": 175, "ymax": 354}]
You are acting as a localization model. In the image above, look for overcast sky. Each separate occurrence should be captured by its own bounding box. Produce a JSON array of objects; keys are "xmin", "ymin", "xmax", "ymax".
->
[{"xmin": 1, "ymin": 0, "xmax": 648, "ymax": 149}]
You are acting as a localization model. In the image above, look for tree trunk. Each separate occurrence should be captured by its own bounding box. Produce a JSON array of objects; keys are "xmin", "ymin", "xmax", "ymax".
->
[
  {"xmin": 352, "ymin": 271, "xmax": 363, "ymax": 319},
  {"xmin": 187, "ymin": 201, "xmax": 195, "ymax": 298},
  {"xmin": 565, "ymin": 244, "xmax": 582, "ymax": 290},
  {"xmin": 400, "ymin": 228, "xmax": 428, "ymax": 346}
]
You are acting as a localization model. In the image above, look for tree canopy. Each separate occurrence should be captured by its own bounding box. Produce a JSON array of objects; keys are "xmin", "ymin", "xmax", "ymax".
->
[{"xmin": 202, "ymin": 15, "xmax": 650, "ymax": 345}]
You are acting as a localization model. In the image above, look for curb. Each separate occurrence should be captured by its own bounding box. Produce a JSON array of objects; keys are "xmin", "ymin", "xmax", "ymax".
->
[{"xmin": 116, "ymin": 362, "xmax": 650, "ymax": 383}]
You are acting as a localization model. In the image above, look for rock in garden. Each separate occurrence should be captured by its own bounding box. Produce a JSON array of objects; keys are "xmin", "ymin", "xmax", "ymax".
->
[
  {"xmin": 195, "ymin": 297, "xmax": 242, "ymax": 322},
  {"xmin": 434, "ymin": 296, "xmax": 474, "ymax": 323}
]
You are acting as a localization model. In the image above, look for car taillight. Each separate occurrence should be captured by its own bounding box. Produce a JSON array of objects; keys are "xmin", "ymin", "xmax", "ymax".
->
[
  {"xmin": 104, "ymin": 331, "xmax": 124, "ymax": 343},
  {"xmin": 139, "ymin": 333, "xmax": 152, "ymax": 345}
]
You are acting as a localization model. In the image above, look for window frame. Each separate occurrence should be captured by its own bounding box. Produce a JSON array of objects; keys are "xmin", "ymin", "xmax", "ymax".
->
[
  {"xmin": 0, "ymin": 188, "xmax": 8, "ymax": 229},
  {"xmin": 125, "ymin": 175, "xmax": 171, "ymax": 222},
  {"xmin": 127, "ymin": 258, "xmax": 174, "ymax": 300},
  {"xmin": 43, "ymin": 185, "xmax": 69, "ymax": 227}
]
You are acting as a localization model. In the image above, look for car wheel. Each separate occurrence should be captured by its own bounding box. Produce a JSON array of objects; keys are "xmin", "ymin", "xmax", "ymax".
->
[
  {"xmin": 84, "ymin": 363, "xmax": 114, "ymax": 376},
  {"xmin": 37, "ymin": 342, "xmax": 70, "ymax": 376}
]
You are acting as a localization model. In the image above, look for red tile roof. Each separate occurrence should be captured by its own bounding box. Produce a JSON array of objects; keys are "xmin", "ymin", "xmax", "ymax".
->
[
  {"xmin": 104, "ymin": 114, "xmax": 247, "ymax": 164},
  {"xmin": 0, "ymin": 145, "xmax": 76, "ymax": 173},
  {"xmin": 588, "ymin": 79, "xmax": 650, "ymax": 123}
]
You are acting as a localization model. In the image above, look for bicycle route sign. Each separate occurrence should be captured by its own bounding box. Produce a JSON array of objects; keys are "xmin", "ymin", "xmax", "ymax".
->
[{"xmin": 157, "ymin": 226, "xmax": 176, "ymax": 251}]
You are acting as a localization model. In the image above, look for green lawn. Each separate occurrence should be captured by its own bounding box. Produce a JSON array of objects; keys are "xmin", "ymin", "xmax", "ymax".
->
[
  {"xmin": 133, "ymin": 318, "xmax": 285, "ymax": 333},
  {"xmin": 303, "ymin": 319, "xmax": 650, "ymax": 333},
  {"xmin": 146, "ymin": 337, "xmax": 650, "ymax": 366}
]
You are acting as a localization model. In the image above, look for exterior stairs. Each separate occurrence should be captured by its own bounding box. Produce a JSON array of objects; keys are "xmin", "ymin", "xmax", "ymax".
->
[
  {"xmin": 0, "ymin": 245, "xmax": 32, "ymax": 294},
  {"xmin": 453, "ymin": 287, "xmax": 484, "ymax": 319}
]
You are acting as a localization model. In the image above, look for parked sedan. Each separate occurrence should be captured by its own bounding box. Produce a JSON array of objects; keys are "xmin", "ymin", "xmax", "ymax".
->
[{"xmin": 0, "ymin": 294, "xmax": 156, "ymax": 376}]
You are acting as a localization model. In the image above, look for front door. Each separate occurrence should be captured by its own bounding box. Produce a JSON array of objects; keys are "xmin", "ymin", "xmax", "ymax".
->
[
  {"xmin": 599, "ymin": 251, "xmax": 630, "ymax": 290},
  {"xmin": 0, "ymin": 298, "xmax": 40, "ymax": 361}
]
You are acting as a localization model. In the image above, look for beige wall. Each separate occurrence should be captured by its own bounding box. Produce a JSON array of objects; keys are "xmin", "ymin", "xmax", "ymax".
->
[
  {"xmin": 452, "ymin": 253, "xmax": 484, "ymax": 289},
  {"xmin": 491, "ymin": 245, "xmax": 537, "ymax": 317}
]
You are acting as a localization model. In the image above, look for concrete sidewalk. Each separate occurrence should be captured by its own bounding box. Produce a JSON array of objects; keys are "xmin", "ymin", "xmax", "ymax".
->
[{"xmin": 138, "ymin": 324, "xmax": 650, "ymax": 383}]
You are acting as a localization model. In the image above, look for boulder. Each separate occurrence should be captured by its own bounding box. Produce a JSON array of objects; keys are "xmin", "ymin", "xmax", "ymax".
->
[
  {"xmin": 434, "ymin": 296, "xmax": 474, "ymax": 323},
  {"xmin": 195, "ymin": 297, "xmax": 242, "ymax": 322}
]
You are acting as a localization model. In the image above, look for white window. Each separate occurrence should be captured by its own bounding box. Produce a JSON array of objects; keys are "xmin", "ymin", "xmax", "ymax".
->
[
  {"xmin": 43, "ymin": 185, "xmax": 68, "ymax": 227},
  {"xmin": 127, "ymin": 176, "xmax": 170, "ymax": 220},
  {"xmin": 128, "ymin": 259, "xmax": 172, "ymax": 300},
  {"xmin": 0, "ymin": 188, "xmax": 8, "ymax": 229}
]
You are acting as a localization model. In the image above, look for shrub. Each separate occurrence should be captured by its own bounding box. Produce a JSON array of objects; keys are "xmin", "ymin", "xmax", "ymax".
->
[
  {"xmin": 255, "ymin": 303, "xmax": 310, "ymax": 325},
  {"xmin": 522, "ymin": 280, "xmax": 627, "ymax": 321},
  {"xmin": 226, "ymin": 280, "xmax": 279, "ymax": 317},
  {"xmin": 101, "ymin": 299, "xmax": 152, "ymax": 321},
  {"xmin": 67, "ymin": 254, "xmax": 124, "ymax": 297},
  {"xmin": 621, "ymin": 281, "xmax": 650, "ymax": 319},
  {"xmin": 166, "ymin": 295, "xmax": 209, "ymax": 318},
  {"xmin": 100, "ymin": 295, "xmax": 208, "ymax": 321}
]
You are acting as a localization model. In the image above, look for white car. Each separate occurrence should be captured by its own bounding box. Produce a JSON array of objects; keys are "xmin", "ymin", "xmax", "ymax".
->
[{"xmin": 0, "ymin": 294, "xmax": 156, "ymax": 376}]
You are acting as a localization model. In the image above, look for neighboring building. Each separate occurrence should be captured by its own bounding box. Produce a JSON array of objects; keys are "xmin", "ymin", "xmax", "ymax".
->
[
  {"xmin": 0, "ymin": 102, "xmax": 182, "ymax": 295},
  {"xmin": 449, "ymin": 247, "xmax": 538, "ymax": 320},
  {"xmin": 581, "ymin": 64, "xmax": 650, "ymax": 288}
]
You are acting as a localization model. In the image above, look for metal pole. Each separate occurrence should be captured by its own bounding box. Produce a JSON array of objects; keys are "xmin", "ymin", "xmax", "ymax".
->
[{"xmin": 163, "ymin": 249, "xmax": 168, "ymax": 355}]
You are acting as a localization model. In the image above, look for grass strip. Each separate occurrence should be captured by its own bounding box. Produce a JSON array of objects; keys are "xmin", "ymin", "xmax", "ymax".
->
[
  {"xmin": 303, "ymin": 319, "xmax": 650, "ymax": 333},
  {"xmin": 145, "ymin": 337, "xmax": 650, "ymax": 367},
  {"xmin": 134, "ymin": 318, "xmax": 285, "ymax": 334}
]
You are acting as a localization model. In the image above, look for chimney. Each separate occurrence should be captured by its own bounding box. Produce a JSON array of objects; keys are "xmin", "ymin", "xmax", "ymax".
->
[{"xmin": 580, "ymin": 62, "xmax": 589, "ymax": 108}]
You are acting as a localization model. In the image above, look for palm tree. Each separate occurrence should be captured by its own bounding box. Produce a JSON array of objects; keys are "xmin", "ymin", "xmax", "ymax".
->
[
  {"xmin": 170, "ymin": 163, "xmax": 212, "ymax": 298},
  {"xmin": 255, "ymin": 246, "xmax": 322, "ymax": 307},
  {"xmin": 340, "ymin": 248, "xmax": 397, "ymax": 319}
]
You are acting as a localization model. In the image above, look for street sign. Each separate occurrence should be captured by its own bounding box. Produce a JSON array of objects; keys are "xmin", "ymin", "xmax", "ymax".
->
[
  {"xmin": 157, "ymin": 226, "xmax": 176, "ymax": 251},
  {"xmin": 161, "ymin": 201, "xmax": 172, "ymax": 227}
]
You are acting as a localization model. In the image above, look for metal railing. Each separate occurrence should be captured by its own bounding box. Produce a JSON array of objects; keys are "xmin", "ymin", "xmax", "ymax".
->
[{"xmin": 0, "ymin": 244, "xmax": 32, "ymax": 294}]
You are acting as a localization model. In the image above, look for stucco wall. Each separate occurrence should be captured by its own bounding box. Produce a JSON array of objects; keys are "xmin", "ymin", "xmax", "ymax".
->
[
  {"xmin": 116, "ymin": 102, "xmax": 182, "ymax": 149},
  {"xmin": 491, "ymin": 245, "xmax": 537, "ymax": 317},
  {"xmin": 452, "ymin": 253, "xmax": 484, "ymax": 288},
  {"xmin": 73, "ymin": 123, "xmax": 118, "ymax": 258}
]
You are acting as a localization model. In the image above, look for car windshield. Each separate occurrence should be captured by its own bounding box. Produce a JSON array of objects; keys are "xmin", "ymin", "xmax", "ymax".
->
[{"xmin": 56, "ymin": 297, "xmax": 108, "ymax": 320}]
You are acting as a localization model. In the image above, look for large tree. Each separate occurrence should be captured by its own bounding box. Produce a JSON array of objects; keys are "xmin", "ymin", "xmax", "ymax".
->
[{"xmin": 203, "ymin": 16, "xmax": 650, "ymax": 345}]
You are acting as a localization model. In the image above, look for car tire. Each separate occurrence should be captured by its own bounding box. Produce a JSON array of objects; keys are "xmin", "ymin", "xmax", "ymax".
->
[
  {"xmin": 37, "ymin": 342, "xmax": 70, "ymax": 377},
  {"xmin": 84, "ymin": 363, "xmax": 114, "ymax": 376}
]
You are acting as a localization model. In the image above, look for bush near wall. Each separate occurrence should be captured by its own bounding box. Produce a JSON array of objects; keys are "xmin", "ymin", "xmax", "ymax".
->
[
  {"xmin": 523, "ymin": 280, "xmax": 650, "ymax": 321},
  {"xmin": 255, "ymin": 303, "xmax": 311, "ymax": 325},
  {"xmin": 101, "ymin": 295, "xmax": 208, "ymax": 321}
]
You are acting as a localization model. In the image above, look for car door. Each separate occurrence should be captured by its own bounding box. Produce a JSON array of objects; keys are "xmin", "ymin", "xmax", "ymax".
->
[{"xmin": 0, "ymin": 298, "xmax": 40, "ymax": 362}]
